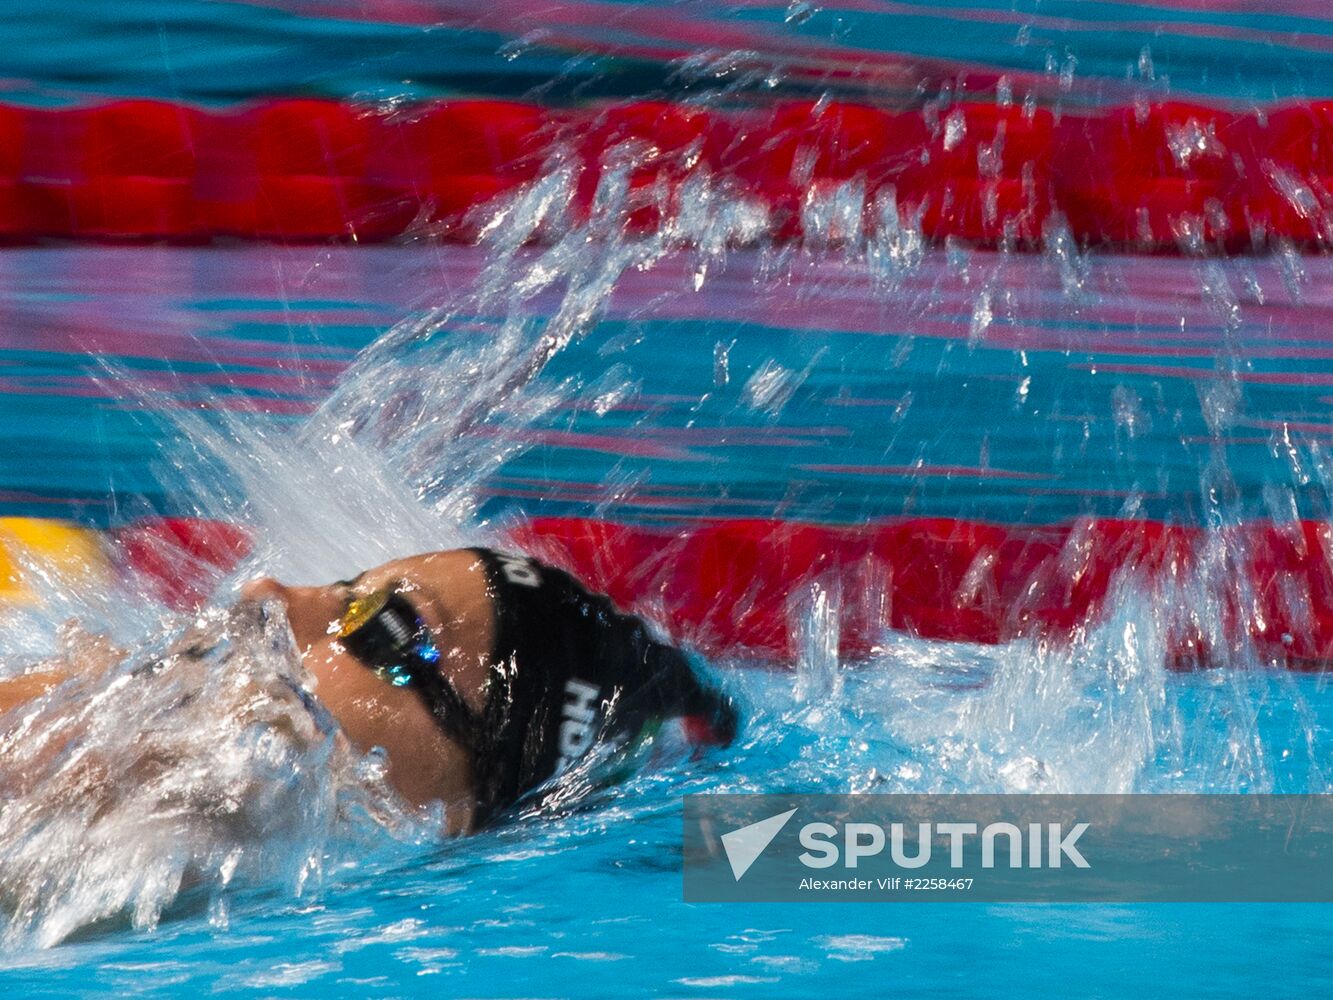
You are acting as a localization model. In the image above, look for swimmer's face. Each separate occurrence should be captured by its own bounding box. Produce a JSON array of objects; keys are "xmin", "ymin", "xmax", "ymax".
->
[{"xmin": 242, "ymin": 550, "xmax": 497, "ymax": 834}]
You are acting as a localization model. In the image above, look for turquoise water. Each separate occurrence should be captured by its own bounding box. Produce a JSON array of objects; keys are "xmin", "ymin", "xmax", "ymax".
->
[
  {"xmin": 10, "ymin": 245, "xmax": 1333, "ymax": 527},
  {"xmin": 1, "ymin": 662, "xmax": 1329, "ymax": 996},
  {"xmin": 3, "ymin": 240, "xmax": 1331, "ymax": 994},
  {"xmin": 3, "ymin": 1, "xmax": 1333, "ymax": 996},
  {"xmin": 6, "ymin": 0, "xmax": 1333, "ymax": 105}
]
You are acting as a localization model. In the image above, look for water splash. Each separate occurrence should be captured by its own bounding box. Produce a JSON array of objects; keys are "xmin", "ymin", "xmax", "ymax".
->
[{"xmin": 0, "ymin": 604, "xmax": 426, "ymax": 949}]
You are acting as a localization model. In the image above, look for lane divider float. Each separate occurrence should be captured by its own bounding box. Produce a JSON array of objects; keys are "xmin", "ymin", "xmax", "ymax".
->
[
  {"xmin": 3, "ymin": 514, "xmax": 1332, "ymax": 668},
  {"xmin": 0, "ymin": 98, "xmax": 1331, "ymax": 252}
]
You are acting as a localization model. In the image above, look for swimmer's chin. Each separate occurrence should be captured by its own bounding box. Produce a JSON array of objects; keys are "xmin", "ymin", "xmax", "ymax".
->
[{"xmin": 222, "ymin": 598, "xmax": 481, "ymax": 836}]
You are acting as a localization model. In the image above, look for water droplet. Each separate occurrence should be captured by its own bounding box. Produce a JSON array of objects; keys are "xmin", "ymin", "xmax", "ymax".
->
[
  {"xmin": 943, "ymin": 108, "xmax": 966, "ymax": 151},
  {"xmin": 969, "ymin": 286, "xmax": 993, "ymax": 343},
  {"xmin": 1015, "ymin": 375, "xmax": 1031, "ymax": 407},
  {"xmin": 713, "ymin": 340, "xmax": 733, "ymax": 388},
  {"xmin": 742, "ymin": 359, "xmax": 797, "ymax": 415},
  {"xmin": 1112, "ymin": 385, "xmax": 1149, "ymax": 439},
  {"xmin": 785, "ymin": 0, "xmax": 819, "ymax": 25},
  {"xmin": 1059, "ymin": 52, "xmax": 1078, "ymax": 92}
]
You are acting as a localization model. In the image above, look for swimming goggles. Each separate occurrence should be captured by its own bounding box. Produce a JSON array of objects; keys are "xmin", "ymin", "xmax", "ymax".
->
[{"xmin": 337, "ymin": 587, "xmax": 489, "ymax": 754}]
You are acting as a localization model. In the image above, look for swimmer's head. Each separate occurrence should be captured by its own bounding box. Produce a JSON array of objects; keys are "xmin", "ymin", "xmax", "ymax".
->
[
  {"xmin": 242, "ymin": 550, "xmax": 498, "ymax": 833},
  {"xmin": 242, "ymin": 549, "xmax": 736, "ymax": 832}
]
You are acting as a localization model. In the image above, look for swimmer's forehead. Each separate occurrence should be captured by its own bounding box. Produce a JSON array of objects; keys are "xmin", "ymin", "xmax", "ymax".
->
[
  {"xmin": 345, "ymin": 551, "xmax": 488, "ymax": 634},
  {"xmin": 350, "ymin": 551, "xmax": 472, "ymax": 590}
]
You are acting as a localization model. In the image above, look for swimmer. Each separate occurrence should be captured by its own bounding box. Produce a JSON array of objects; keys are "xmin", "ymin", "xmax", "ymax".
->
[
  {"xmin": 244, "ymin": 546, "xmax": 737, "ymax": 834},
  {"xmin": 0, "ymin": 545, "xmax": 735, "ymax": 946},
  {"xmin": 0, "ymin": 547, "xmax": 736, "ymax": 838}
]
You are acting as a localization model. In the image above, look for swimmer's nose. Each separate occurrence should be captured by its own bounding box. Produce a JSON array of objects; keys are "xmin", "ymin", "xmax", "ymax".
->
[
  {"xmin": 241, "ymin": 577, "xmax": 288, "ymax": 606},
  {"xmin": 241, "ymin": 577, "xmax": 342, "ymax": 653}
]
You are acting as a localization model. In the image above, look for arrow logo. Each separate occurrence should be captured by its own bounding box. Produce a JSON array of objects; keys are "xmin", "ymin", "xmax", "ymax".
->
[{"xmin": 720, "ymin": 808, "xmax": 797, "ymax": 881}]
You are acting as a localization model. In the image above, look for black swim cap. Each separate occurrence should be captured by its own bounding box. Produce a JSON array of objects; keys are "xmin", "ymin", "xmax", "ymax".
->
[{"xmin": 466, "ymin": 552, "xmax": 737, "ymax": 826}]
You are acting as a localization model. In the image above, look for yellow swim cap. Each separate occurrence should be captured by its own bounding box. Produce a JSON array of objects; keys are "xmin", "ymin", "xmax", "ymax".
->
[{"xmin": 0, "ymin": 517, "xmax": 109, "ymax": 604}]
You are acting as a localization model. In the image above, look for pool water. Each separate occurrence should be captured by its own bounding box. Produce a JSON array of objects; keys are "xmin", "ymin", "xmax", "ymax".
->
[
  {"xmin": 1, "ymin": 661, "xmax": 1329, "ymax": 996},
  {"xmin": 11, "ymin": 244, "xmax": 1333, "ymax": 528},
  {"xmin": 3, "ymin": 1, "xmax": 1333, "ymax": 996},
  {"xmin": 3, "ymin": 237, "xmax": 1330, "ymax": 994}
]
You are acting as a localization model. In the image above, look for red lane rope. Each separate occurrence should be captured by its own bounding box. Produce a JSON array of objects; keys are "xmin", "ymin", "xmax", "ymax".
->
[
  {"xmin": 1, "ymin": 98, "xmax": 1331, "ymax": 252},
  {"xmin": 108, "ymin": 515, "xmax": 1333, "ymax": 668}
]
